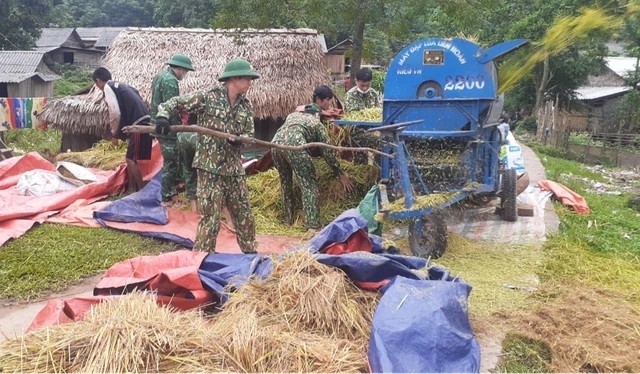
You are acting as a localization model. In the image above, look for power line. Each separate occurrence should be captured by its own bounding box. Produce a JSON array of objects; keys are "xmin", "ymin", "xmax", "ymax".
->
[{"xmin": 0, "ymin": 30, "xmax": 20, "ymax": 50}]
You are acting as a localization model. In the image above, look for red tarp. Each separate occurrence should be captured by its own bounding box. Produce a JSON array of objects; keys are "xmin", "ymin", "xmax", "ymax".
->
[
  {"xmin": 0, "ymin": 143, "xmax": 162, "ymax": 246},
  {"xmin": 538, "ymin": 179, "xmax": 590, "ymax": 215},
  {"xmin": 27, "ymin": 250, "xmax": 210, "ymax": 332}
]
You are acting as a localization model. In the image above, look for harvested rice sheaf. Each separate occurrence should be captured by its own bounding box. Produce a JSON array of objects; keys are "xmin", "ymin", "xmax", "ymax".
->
[
  {"xmin": 0, "ymin": 251, "xmax": 379, "ymax": 373},
  {"xmin": 341, "ymin": 107, "xmax": 383, "ymax": 122},
  {"xmin": 55, "ymin": 140, "xmax": 127, "ymax": 170},
  {"xmin": 248, "ymin": 159, "xmax": 379, "ymax": 235},
  {"xmin": 0, "ymin": 293, "xmax": 213, "ymax": 373},
  {"xmin": 207, "ymin": 250, "xmax": 379, "ymax": 373}
]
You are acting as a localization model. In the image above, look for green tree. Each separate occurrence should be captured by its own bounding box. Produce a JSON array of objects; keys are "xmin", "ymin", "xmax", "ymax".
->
[
  {"xmin": 212, "ymin": 0, "xmax": 498, "ymax": 83},
  {"xmin": 153, "ymin": 0, "xmax": 217, "ymax": 28},
  {"xmin": 51, "ymin": 0, "xmax": 156, "ymax": 27},
  {"xmin": 495, "ymin": 1, "xmax": 616, "ymax": 113},
  {"xmin": 0, "ymin": 0, "xmax": 54, "ymax": 50}
]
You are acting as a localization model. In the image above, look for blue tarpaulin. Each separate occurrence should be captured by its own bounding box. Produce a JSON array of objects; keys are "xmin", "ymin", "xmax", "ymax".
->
[
  {"xmin": 93, "ymin": 172, "xmax": 194, "ymax": 247},
  {"xmin": 197, "ymin": 209, "xmax": 481, "ymax": 373},
  {"xmin": 368, "ymin": 276, "xmax": 480, "ymax": 373},
  {"xmin": 94, "ymin": 172, "xmax": 167, "ymax": 224}
]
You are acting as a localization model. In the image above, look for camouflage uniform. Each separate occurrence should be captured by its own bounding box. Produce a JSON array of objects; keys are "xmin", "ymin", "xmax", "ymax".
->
[
  {"xmin": 157, "ymin": 85, "xmax": 257, "ymax": 253},
  {"xmin": 344, "ymin": 86, "xmax": 381, "ymax": 112},
  {"xmin": 176, "ymin": 132, "xmax": 197, "ymax": 200},
  {"xmin": 344, "ymin": 87, "xmax": 382, "ymax": 164},
  {"xmin": 150, "ymin": 67, "xmax": 182, "ymax": 202},
  {"xmin": 271, "ymin": 106, "xmax": 343, "ymax": 229}
]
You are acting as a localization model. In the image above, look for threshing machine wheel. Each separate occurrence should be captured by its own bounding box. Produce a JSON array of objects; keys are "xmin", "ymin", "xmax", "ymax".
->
[
  {"xmin": 408, "ymin": 212, "xmax": 448, "ymax": 259},
  {"xmin": 500, "ymin": 168, "xmax": 518, "ymax": 222}
]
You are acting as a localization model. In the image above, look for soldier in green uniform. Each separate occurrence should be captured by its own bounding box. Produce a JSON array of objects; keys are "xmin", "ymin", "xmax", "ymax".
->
[
  {"xmin": 344, "ymin": 68, "xmax": 382, "ymax": 164},
  {"xmin": 155, "ymin": 58, "xmax": 259, "ymax": 253},
  {"xmin": 344, "ymin": 67, "xmax": 381, "ymax": 112},
  {"xmin": 176, "ymin": 131, "xmax": 198, "ymax": 212},
  {"xmin": 150, "ymin": 54, "xmax": 195, "ymax": 206},
  {"xmin": 271, "ymin": 85, "xmax": 353, "ymax": 233}
]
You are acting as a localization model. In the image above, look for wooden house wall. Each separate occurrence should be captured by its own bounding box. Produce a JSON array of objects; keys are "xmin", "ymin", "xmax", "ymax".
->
[
  {"xmin": 584, "ymin": 95, "xmax": 626, "ymax": 133},
  {"xmin": 46, "ymin": 48, "xmax": 103, "ymax": 68},
  {"xmin": 6, "ymin": 80, "xmax": 54, "ymax": 98},
  {"xmin": 325, "ymin": 54, "xmax": 345, "ymax": 76}
]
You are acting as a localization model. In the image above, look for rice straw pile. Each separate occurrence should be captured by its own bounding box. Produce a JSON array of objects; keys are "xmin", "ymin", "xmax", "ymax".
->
[
  {"xmin": 55, "ymin": 140, "xmax": 127, "ymax": 170},
  {"xmin": 0, "ymin": 293, "xmax": 212, "ymax": 373},
  {"xmin": 0, "ymin": 251, "xmax": 379, "ymax": 373},
  {"xmin": 205, "ymin": 250, "xmax": 379, "ymax": 372},
  {"xmin": 248, "ymin": 159, "xmax": 379, "ymax": 235}
]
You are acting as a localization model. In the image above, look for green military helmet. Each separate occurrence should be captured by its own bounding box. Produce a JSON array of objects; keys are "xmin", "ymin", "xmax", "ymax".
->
[
  {"xmin": 167, "ymin": 54, "xmax": 195, "ymax": 71},
  {"xmin": 218, "ymin": 58, "xmax": 260, "ymax": 82}
]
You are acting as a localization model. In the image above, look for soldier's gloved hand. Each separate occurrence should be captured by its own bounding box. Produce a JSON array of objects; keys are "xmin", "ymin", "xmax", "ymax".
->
[
  {"xmin": 227, "ymin": 133, "xmax": 243, "ymax": 146},
  {"xmin": 155, "ymin": 117, "xmax": 171, "ymax": 136}
]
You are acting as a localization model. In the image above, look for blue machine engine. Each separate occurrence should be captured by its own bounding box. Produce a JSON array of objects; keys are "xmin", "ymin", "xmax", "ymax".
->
[{"xmin": 380, "ymin": 37, "xmax": 528, "ymax": 196}]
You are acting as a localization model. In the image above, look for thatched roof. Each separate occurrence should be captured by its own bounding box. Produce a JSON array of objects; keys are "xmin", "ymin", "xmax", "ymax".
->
[
  {"xmin": 39, "ymin": 89, "xmax": 110, "ymax": 137},
  {"xmin": 102, "ymin": 27, "xmax": 332, "ymax": 120}
]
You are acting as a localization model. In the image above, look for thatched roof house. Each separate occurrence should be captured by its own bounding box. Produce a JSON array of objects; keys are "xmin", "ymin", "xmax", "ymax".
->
[
  {"xmin": 103, "ymin": 27, "xmax": 332, "ymax": 123},
  {"xmin": 42, "ymin": 27, "xmax": 332, "ymax": 146}
]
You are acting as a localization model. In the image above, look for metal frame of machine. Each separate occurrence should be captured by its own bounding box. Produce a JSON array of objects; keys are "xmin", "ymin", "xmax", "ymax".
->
[{"xmin": 335, "ymin": 37, "xmax": 529, "ymax": 258}]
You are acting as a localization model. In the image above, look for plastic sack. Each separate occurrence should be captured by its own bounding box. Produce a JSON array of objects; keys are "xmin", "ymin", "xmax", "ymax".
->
[
  {"xmin": 56, "ymin": 161, "xmax": 99, "ymax": 187},
  {"xmin": 500, "ymin": 130, "xmax": 526, "ymax": 176},
  {"xmin": 357, "ymin": 184, "xmax": 382, "ymax": 235},
  {"xmin": 16, "ymin": 170, "xmax": 77, "ymax": 197}
]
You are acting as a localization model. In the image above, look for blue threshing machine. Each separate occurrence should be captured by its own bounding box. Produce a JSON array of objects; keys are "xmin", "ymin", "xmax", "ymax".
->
[{"xmin": 336, "ymin": 37, "xmax": 529, "ymax": 258}]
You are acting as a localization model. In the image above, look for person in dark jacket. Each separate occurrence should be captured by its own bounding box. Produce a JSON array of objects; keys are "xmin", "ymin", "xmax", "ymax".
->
[{"xmin": 92, "ymin": 67, "xmax": 153, "ymax": 192}]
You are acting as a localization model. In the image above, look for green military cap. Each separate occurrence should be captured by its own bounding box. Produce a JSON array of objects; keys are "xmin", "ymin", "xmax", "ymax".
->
[
  {"xmin": 218, "ymin": 58, "xmax": 260, "ymax": 81},
  {"xmin": 167, "ymin": 54, "xmax": 195, "ymax": 71}
]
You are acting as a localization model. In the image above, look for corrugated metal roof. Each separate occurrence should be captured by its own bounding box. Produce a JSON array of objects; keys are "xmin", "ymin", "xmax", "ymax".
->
[
  {"xmin": 327, "ymin": 38, "xmax": 353, "ymax": 54},
  {"xmin": 0, "ymin": 72, "xmax": 59, "ymax": 83},
  {"xmin": 605, "ymin": 42, "xmax": 626, "ymax": 55},
  {"xmin": 605, "ymin": 56, "xmax": 640, "ymax": 79},
  {"xmin": 575, "ymin": 86, "xmax": 633, "ymax": 100},
  {"xmin": 35, "ymin": 28, "xmax": 76, "ymax": 47},
  {"xmin": 94, "ymin": 28, "xmax": 125, "ymax": 48},
  {"xmin": 0, "ymin": 51, "xmax": 60, "ymax": 83},
  {"xmin": 75, "ymin": 27, "xmax": 104, "ymax": 40}
]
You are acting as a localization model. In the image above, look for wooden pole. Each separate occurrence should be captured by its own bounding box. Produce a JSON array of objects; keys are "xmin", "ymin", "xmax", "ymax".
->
[{"xmin": 122, "ymin": 124, "xmax": 394, "ymax": 158}]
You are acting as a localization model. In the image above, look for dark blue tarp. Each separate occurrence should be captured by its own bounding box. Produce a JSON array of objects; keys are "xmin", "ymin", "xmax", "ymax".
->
[
  {"xmin": 93, "ymin": 172, "xmax": 193, "ymax": 247},
  {"xmin": 197, "ymin": 209, "xmax": 481, "ymax": 373},
  {"xmin": 307, "ymin": 209, "xmax": 385, "ymax": 253},
  {"xmin": 368, "ymin": 276, "xmax": 480, "ymax": 373},
  {"xmin": 94, "ymin": 172, "xmax": 167, "ymax": 224}
]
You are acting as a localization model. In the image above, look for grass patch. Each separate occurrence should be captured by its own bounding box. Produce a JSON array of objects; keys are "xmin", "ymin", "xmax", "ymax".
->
[
  {"xmin": 489, "ymin": 146, "xmax": 640, "ymax": 371},
  {"xmin": 2, "ymin": 128, "xmax": 61, "ymax": 156},
  {"xmin": 52, "ymin": 64, "xmax": 94, "ymax": 97},
  {"xmin": 539, "ymin": 152, "xmax": 640, "ymax": 258},
  {"xmin": 435, "ymin": 233, "xmax": 540, "ymax": 317},
  {"xmin": 0, "ymin": 223, "xmax": 181, "ymax": 302},
  {"xmin": 496, "ymin": 333, "xmax": 552, "ymax": 373}
]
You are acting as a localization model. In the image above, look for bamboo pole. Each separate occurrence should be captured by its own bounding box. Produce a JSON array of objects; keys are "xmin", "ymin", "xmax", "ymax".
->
[{"xmin": 122, "ymin": 124, "xmax": 393, "ymax": 158}]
